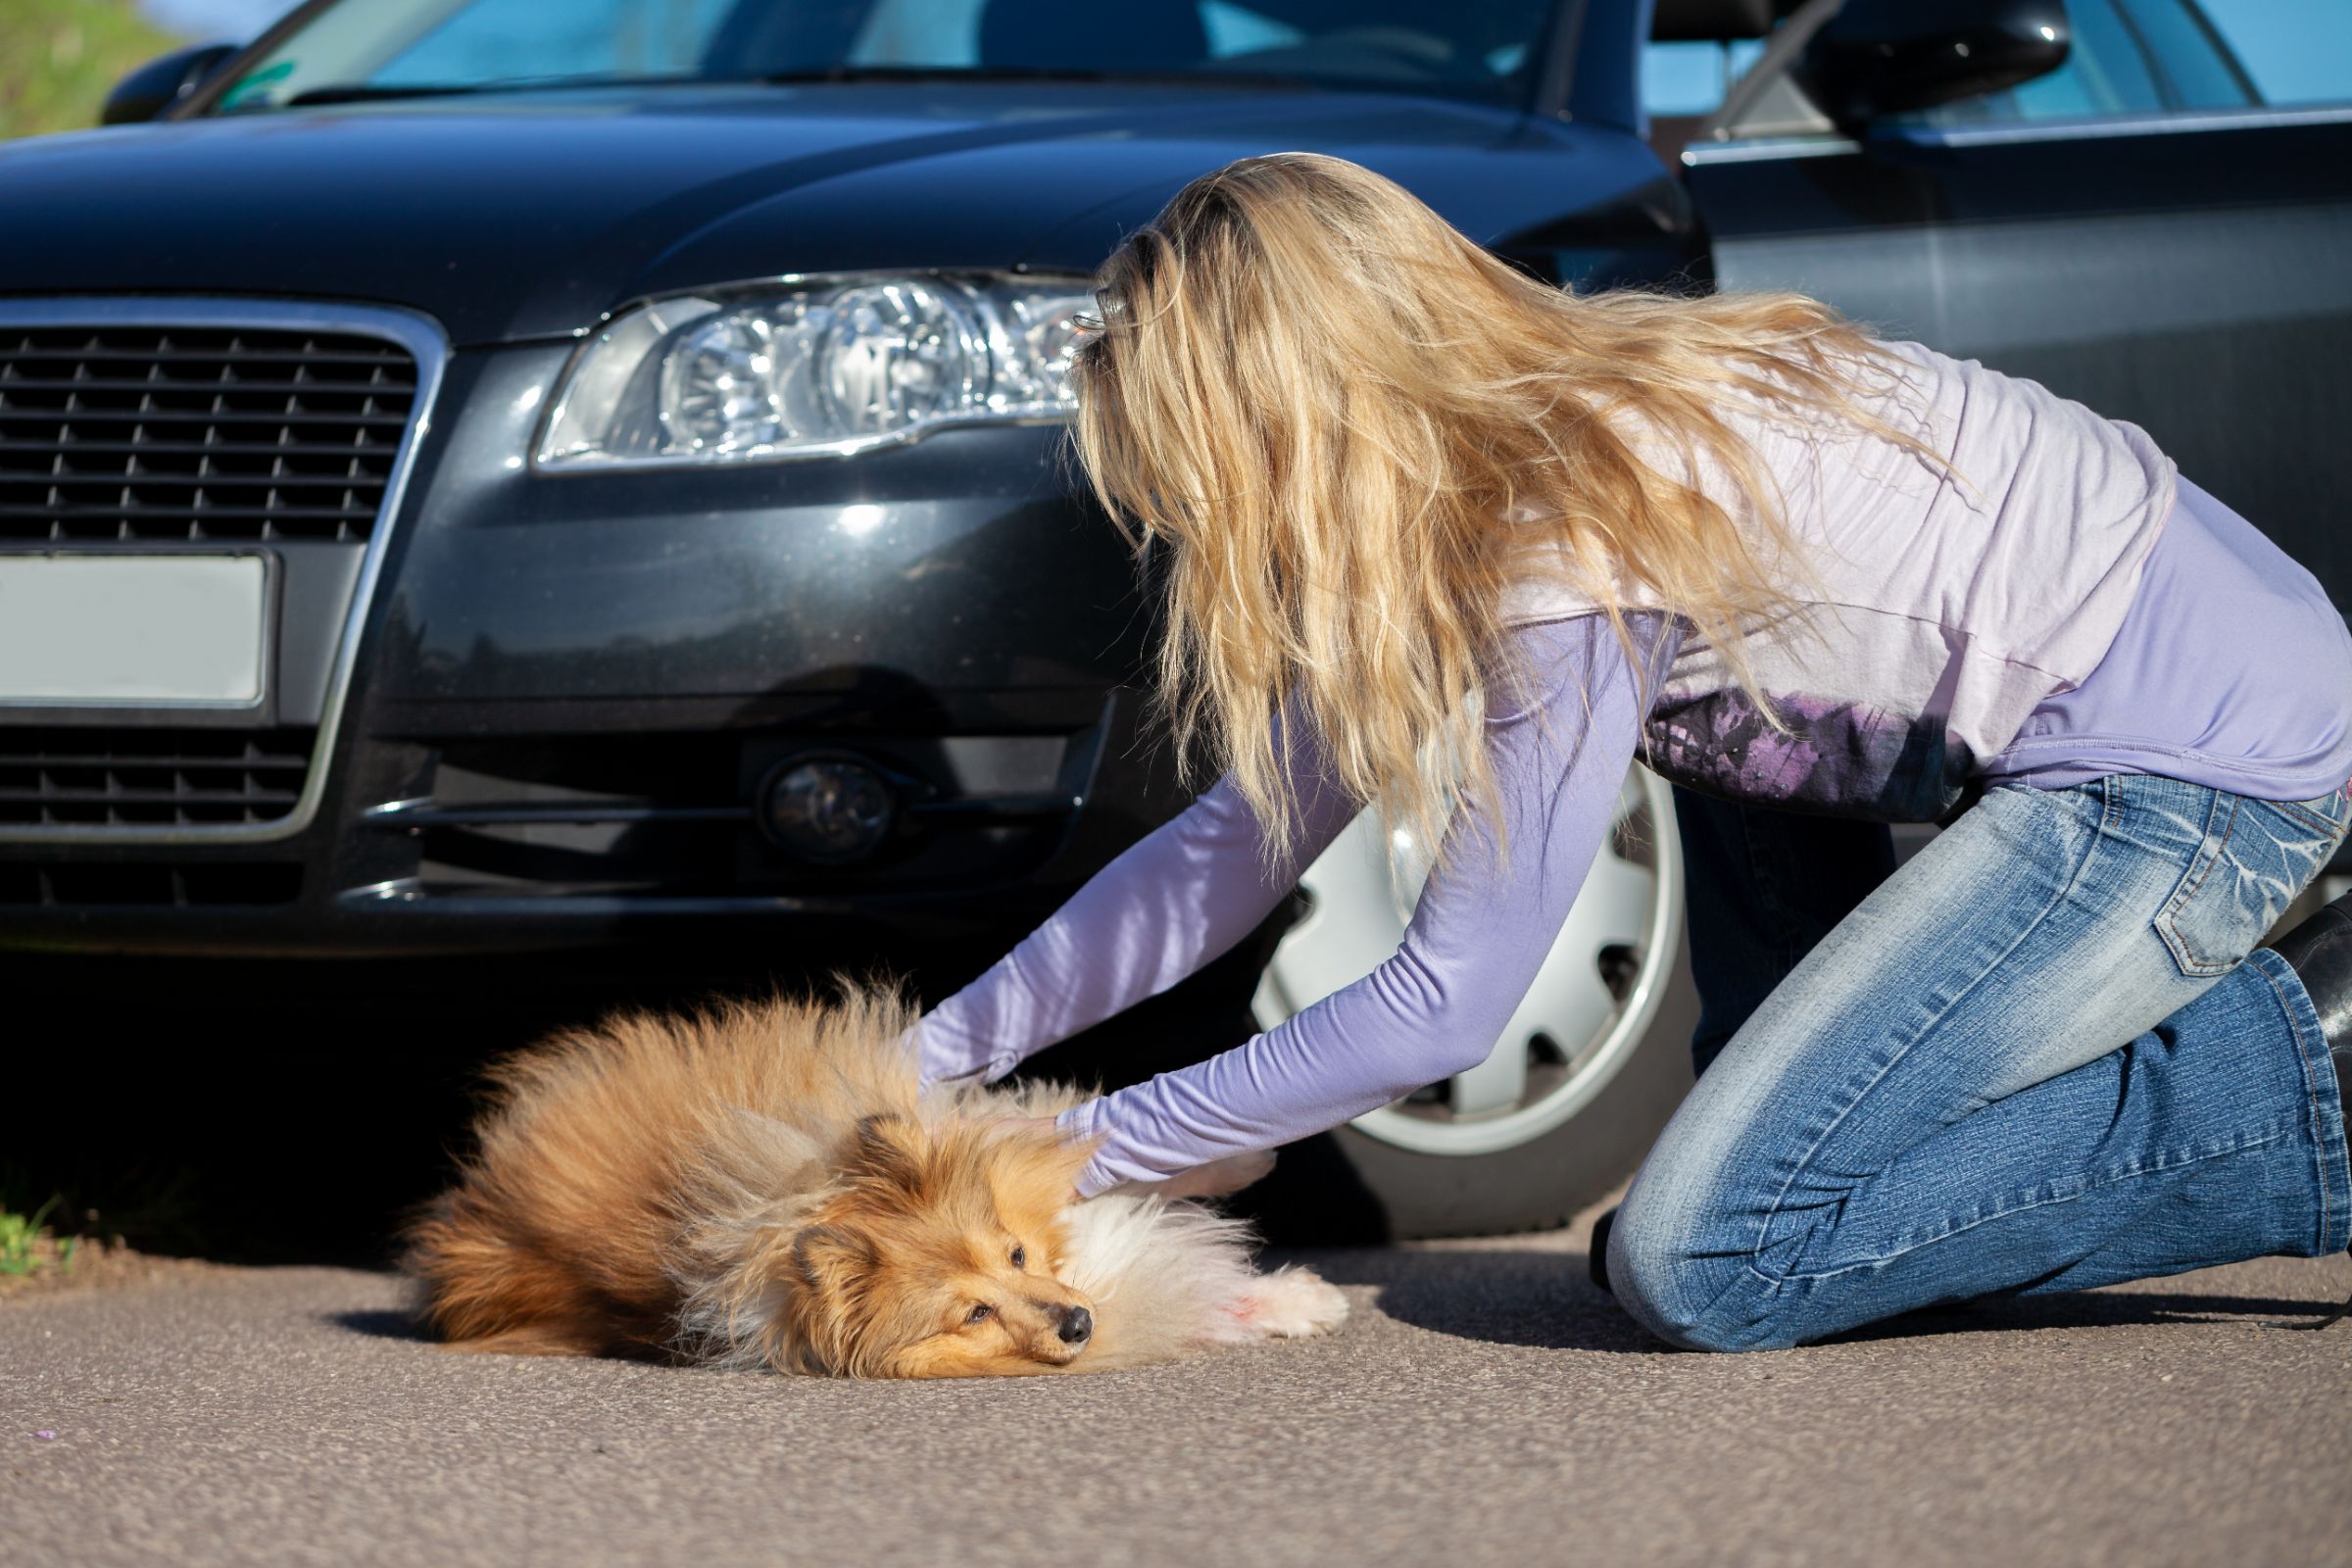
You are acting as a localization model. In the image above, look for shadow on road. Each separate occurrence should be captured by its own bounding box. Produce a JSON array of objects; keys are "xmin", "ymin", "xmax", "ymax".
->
[
  {"xmin": 301, "ymin": 1243, "xmax": 2346, "ymax": 1363},
  {"xmin": 329, "ymin": 1308, "xmax": 425, "ymax": 1343},
  {"xmin": 1292, "ymin": 1246, "xmax": 2344, "ymax": 1352}
]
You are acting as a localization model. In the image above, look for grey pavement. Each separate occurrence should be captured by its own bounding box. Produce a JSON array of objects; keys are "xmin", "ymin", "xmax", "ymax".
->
[{"xmin": 6, "ymin": 1204, "xmax": 2351, "ymax": 1568}]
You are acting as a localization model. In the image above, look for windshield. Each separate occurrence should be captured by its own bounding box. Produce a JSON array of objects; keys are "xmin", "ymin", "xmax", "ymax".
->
[{"xmin": 207, "ymin": 0, "xmax": 1561, "ymax": 112}]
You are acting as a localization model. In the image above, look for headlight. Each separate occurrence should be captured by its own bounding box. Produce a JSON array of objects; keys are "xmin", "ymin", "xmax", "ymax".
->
[{"xmin": 536, "ymin": 272, "xmax": 1093, "ymax": 468}]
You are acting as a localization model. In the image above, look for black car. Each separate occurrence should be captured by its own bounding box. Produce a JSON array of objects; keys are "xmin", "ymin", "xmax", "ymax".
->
[{"xmin": 3, "ymin": 0, "xmax": 2345, "ymax": 1236}]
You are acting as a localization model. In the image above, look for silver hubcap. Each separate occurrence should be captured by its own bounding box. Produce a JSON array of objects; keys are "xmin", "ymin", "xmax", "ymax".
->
[{"xmin": 1252, "ymin": 765, "xmax": 1683, "ymax": 1156}]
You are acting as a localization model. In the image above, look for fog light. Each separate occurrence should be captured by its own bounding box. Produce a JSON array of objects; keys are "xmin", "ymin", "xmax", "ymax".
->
[{"xmin": 760, "ymin": 755, "xmax": 896, "ymax": 862}]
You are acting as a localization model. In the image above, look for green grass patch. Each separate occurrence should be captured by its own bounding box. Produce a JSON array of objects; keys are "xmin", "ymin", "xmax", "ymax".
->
[
  {"xmin": 2, "ymin": 1158, "xmax": 208, "ymax": 1259},
  {"xmin": 1, "ymin": 0, "xmax": 188, "ymax": 142},
  {"xmin": 0, "ymin": 1196, "xmax": 78, "ymax": 1279}
]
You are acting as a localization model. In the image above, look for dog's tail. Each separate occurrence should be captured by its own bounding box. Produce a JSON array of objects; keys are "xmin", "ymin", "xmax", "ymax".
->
[{"xmin": 401, "ymin": 1189, "xmax": 634, "ymax": 1358}]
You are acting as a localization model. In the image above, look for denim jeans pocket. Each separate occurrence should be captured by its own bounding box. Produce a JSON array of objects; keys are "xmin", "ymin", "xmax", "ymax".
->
[{"xmin": 2154, "ymin": 787, "xmax": 2349, "ymax": 978}]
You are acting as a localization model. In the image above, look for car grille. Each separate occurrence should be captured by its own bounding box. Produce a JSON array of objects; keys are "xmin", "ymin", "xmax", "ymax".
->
[
  {"xmin": 0, "ymin": 726, "xmax": 317, "ymax": 827},
  {"xmin": 364, "ymin": 729, "xmax": 1093, "ymax": 902},
  {"xmin": 0, "ymin": 324, "xmax": 418, "ymax": 542},
  {"xmin": 0, "ymin": 861, "xmax": 301, "ymax": 907}
]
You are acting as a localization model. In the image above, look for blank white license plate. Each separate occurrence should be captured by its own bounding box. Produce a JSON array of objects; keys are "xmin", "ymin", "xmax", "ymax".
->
[{"xmin": 0, "ymin": 556, "xmax": 268, "ymax": 706}]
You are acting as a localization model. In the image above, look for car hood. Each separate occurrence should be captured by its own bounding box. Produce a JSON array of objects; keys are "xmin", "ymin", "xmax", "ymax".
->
[{"xmin": 0, "ymin": 83, "xmax": 1656, "ymax": 344}]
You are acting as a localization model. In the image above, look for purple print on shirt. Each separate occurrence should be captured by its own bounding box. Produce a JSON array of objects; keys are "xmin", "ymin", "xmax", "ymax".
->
[{"xmin": 1645, "ymin": 690, "xmax": 1971, "ymax": 822}]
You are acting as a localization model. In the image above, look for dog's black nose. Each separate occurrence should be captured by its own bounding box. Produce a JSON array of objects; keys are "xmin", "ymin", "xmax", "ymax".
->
[{"xmin": 1058, "ymin": 1305, "xmax": 1093, "ymax": 1346}]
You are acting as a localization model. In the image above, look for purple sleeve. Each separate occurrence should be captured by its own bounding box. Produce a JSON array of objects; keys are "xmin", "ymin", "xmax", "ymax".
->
[
  {"xmin": 914, "ymin": 706, "xmax": 1361, "ymax": 1086},
  {"xmin": 1055, "ymin": 613, "xmax": 1668, "ymax": 1197}
]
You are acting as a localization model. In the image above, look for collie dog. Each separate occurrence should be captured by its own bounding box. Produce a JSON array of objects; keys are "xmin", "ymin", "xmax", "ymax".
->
[{"xmin": 404, "ymin": 988, "xmax": 1348, "ymax": 1377}]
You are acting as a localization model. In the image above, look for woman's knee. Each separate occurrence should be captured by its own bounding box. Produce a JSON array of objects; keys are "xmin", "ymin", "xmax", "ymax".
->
[
  {"xmin": 1604, "ymin": 1187, "xmax": 1797, "ymax": 1354},
  {"xmin": 1604, "ymin": 1189, "xmax": 1726, "ymax": 1349}
]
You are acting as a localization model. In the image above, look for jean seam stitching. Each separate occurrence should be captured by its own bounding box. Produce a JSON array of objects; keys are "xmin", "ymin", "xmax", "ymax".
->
[
  {"xmin": 2270, "ymin": 797, "xmax": 2347, "ymax": 836},
  {"xmin": 1749, "ymin": 788, "xmax": 2107, "ymax": 1281},
  {"xmin": 2171, "ymin": 791, "xmax": 2234, "ymax": 922},
  {"xmin": 1742, "ymin": 1127, "xmax": 2298, "ymax": 1286},
  {"xmin": 2157, "ymin": 791, "xmax": 2239, "ymax": 975},
  {"xmin": 2249, "ymin": 950, "xmax": 2333, "ymax": 1251}
]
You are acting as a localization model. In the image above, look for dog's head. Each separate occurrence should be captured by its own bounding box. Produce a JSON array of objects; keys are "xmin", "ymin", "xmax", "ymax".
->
[{"xmin": 775, "ymin": 1112, "xmax": 1100, "ymax": 1378}]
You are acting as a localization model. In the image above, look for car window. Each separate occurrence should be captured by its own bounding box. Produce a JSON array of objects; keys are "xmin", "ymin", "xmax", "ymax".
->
[
  {"xmin": 1647, "ymin": 0, "xmax": 2189, "ymax": 133},
  {"xmin": 1677, "ymin": 0, "xmax": 2338, "ymax": 141},
  {"xmin": 2122, "ymin": 0, "xmax": 2256, "ymax": 107},
  {"xmin": 374, "ymin": 0, "xmax": 738, "ymax": 85},
  {"xmin": 2199, "ymin": 0, "xmax": 2352, "ymax": 106},
  {"xmin": 846, "ymin": 0, "xmax": 1336, "ymax": 67},
  {"xmin": 212, "ymin": 0, "xmax": 1562, "ymax": 113},
  {"xmin": 1640, "ymin": 38, "xmax": 1766, "ymax": 119},
  {"xmin": 1892, "ymin": 0, "xmax": 2170, "ymax": 125},
  {"xmin": 838, "ymin": 0, "xmax": 1551, "ymax": 88},
  {"xmin": 1889, "ymin": 0, "xmax": 2352, "ymax": 128}
]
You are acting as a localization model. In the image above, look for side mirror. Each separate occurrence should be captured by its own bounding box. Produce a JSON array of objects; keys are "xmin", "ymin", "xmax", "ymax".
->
[
  {"xmin": 101, "ymin": 42, "xmax": 243, "ymax": 125},
  {"xmin": 1792, "ymin": 0, "xmax": 2070, "ymax": 129}
]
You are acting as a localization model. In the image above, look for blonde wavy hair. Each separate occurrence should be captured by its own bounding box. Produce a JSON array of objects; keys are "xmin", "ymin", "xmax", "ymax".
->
[{"xmin": 1069, "ymin": 152, "xmax": 1944, "ymax": 869}]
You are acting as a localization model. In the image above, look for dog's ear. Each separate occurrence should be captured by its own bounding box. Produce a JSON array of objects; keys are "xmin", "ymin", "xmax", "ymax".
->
[
  {"xmin": 792, "ymin": 1223, "xmax": 877, "ymax": 1295},
  {"xmin": 841, "ymin": 1111, "xmax": 926, "ymax": 1195},
  {"xmin": 786, "ymin": 1224, "xmax": 879, "ymax": 1375}
]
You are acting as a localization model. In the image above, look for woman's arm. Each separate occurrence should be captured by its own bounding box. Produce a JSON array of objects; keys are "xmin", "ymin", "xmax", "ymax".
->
[
  {"xmin": 915, "ymin": 702, "xmax": 1360, "ymax": 1086},
  {"xmin": 1054, "ymin": 612, "xmax": 1670, "ymax": 1197}
]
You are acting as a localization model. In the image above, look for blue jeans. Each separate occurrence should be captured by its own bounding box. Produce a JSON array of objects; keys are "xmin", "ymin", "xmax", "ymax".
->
[{"xmin": 1610, "ymin": 775, "xmax": 2352, "ymax": 1351}]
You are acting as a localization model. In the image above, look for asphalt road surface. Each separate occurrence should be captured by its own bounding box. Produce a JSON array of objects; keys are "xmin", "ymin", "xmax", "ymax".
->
[{"xmin": 8, "ymin": 1203, "xmax": 2350, "ymax": 1568}]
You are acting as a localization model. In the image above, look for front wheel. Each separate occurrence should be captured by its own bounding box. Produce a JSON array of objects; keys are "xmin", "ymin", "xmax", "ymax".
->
[{"xmin": 1247, "ymin": 766, "xmax": 1699, "ymax": 1239}]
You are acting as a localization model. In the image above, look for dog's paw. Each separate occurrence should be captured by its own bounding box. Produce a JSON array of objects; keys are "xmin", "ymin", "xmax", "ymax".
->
[{"xmin": 1218, "ymin": 1266, "xmax": 1349, "ymax": 1341}]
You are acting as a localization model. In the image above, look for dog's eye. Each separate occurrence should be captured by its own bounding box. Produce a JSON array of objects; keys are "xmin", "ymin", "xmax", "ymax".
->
[
  {"xmin": 966, "ymin": 1303, "xmax": 993, "ymax": 1325},
  {"xmin": 1009, "ymin": 1245, "xmax": 1025, "ymax": 1270}
]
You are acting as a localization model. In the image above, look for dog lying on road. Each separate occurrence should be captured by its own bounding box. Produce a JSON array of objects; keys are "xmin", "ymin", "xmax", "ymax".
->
[{"xmin": 404, "ymin": 988, "xmax": 1348, "ymax": 1377}]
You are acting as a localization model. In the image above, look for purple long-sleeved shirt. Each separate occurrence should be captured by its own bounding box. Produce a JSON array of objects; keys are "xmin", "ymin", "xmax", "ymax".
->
[
  {"xmin": 919, "ymin": 475, "xmax": 2352, "ymax": 1197},
  {"xmin": 918, "ymin": 613, "xmax": 1669, "ymax": 1195}
]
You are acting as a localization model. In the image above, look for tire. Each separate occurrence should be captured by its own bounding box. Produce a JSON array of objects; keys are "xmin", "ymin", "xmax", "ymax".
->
[
  {"xmin": 1238, "ymin": 765, "xmax": 1699, "ymax": 1241},
  {"xmin": 1239, "ymin": 933, "xmax": 1697, "ymax": 1241}
]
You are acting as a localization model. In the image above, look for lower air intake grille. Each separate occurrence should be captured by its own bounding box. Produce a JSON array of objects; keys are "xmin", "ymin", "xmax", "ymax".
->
[
  {"xmin": 0, "ymin": 727, "xmax": 316, "ymax": 827},
  {"xmin": 0, "ymin": 862, "xmax": 302, "ymax": 906},
  {"xmin": 0, "ymin": 324, "xmax": 417, "ymax": 542}
]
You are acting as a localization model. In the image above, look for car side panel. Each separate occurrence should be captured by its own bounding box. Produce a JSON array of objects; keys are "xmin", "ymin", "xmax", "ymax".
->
[{"xmin": 1686, "ymin": 113, "xmax": 2352, "ymax": 606}]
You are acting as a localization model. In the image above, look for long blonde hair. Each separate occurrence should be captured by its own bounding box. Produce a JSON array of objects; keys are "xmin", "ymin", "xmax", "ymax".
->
[{"xmin": 1069, "ymin": 152, "xmax": 1942, "ymax": 869}]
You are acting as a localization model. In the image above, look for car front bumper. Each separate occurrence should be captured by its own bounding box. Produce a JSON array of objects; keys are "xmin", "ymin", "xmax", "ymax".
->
[{"xmin": 0, "ymin": 328, "xmax": 1178, "ymax": 957}]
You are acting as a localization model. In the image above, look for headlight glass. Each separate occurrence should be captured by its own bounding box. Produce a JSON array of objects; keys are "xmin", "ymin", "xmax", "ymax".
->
[{"xmin": 537, "ymin": 272, "xmax": 1093, "ymax": 468}]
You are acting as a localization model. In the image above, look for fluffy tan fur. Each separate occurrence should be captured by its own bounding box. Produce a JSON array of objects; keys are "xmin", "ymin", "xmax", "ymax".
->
[{"xmin": 405, "ymin": 988, "xmax": 1346, "ymax": 1378}]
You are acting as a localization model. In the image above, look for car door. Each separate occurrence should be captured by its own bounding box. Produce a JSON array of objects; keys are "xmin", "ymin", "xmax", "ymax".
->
[{"xmin": 1668, "ymin": 0, "xmax": 2352, "ymax": 607}]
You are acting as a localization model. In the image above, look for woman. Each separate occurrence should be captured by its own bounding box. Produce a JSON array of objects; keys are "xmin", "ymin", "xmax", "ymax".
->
[{"xmin": 914, "ymin": 153, "xmax": 2352, "ymax": 1351}]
